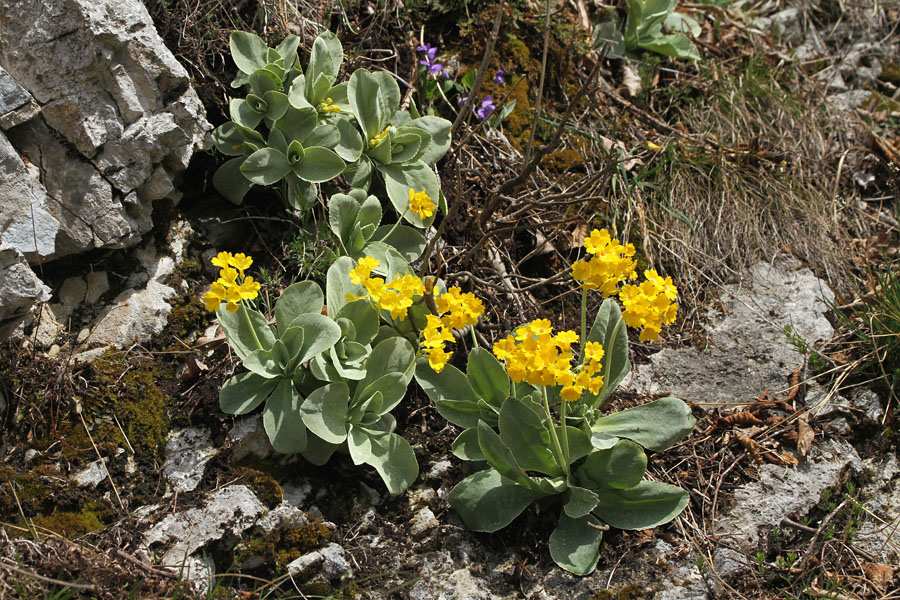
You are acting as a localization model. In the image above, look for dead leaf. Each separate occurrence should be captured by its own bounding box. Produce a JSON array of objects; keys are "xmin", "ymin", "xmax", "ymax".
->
[
  {"xmin": 181, "ymin": 355, "xmax": 209, "ymax": 383},
  {"xmin": 622, "ymin": 65, "xmax": 642, "ymax": 98},
  {"xmin": 719, "ymin": 410, "xmax": 765, "ymax": 427},
  {"xmin": 571, "ymin": 222, "xmax": 590, "ymax": 248},
  {"xmin": 797, "ymin": 415, "xmax": 814, "ymax": 461},
  {"xmin": 735, "ymin": 433, "xmax": 759, "ymax": 454},
  {"xmin": 863, "ymin": 562, "xmax": 895, "ymax": 594}
]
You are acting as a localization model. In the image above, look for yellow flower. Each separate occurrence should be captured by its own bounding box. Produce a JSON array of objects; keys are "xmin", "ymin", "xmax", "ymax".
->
[
  {"xmin": 572, "ymin": 228, "xmax": 637, "ymax": 297},
  {"xmin": 203, "ymin": 282, "xmax": 227, "ymax": 312},
  {"xmin": 238, "ymin": 276, "xmax": 261, "ymax": 300},
  {"xmin": 437, "ymin": 287, "xmax": 484, "ymax": 329},
  {"xmin": 229, "ymin": 253, "xmax": 253, "ymax": 275},
  {"xmin": 224, "ymin": 285, "xmax": 242, "ymax": 313},
  {"xmin": 217, "ymin": 267, "xmax": 239, "ymax": 288},
  {"xmin": 560, "ymin": 385, "xmax": 583, "ymax": 403},
  {"xmin": 583, "ymin": 341, "xmax": 605, "ymax": 362},
  {"xmin": 350, "ymin": 256, "xmax": 381, "ymax": 284},
  {"xmin": 618, "ymin": 269, "xmax": 678, "ymax": 342},
  {"xmin": 369, "ymin": 125, "xmax": 392, "ymax": 147},
  {"xmin": 426, "ymin": 345, "xmax": 453, "ymax": 373},
  {"xmin": 408, "ymin": 188, "xmax": 435, "ymax": 220},
  {"xmin": 211, "ymin": 251, "xmax": 233, "ymax": 269},
  {"xmin": 317, "ymin": 98, "xmax": 341, "ymax": 113}
]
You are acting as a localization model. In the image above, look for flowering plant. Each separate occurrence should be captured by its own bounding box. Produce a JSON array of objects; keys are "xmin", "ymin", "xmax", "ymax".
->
[
  {"xmin": 415, "ymin": 229, "xmax": 694, "ymax": 574},
  {"xmin": 206, "ymin": 250, "xmax": 430, "ymax": 494}
]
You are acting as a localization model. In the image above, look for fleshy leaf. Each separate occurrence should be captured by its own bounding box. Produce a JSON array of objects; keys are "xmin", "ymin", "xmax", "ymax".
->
[
  {"xmin": 466, "ymin": 348, "xmax": 511, "ymax": 409},
  {"xmin": 300, "ymin": 382, "xmax": 350, "ymax": 444},
  {"xmin": 549, "ymin": 513, "xmax": 603, "ymax": 575},
  {"xmin": 590, "ymin": 397, "xmax": 695, "ymax": 451},
  {"xmin": 447, "ymin": 469, "xmax": 545, "ymax": 532},
  {"xmin": 592, "ymin": 480, "xmax": 690, "ymax": 530},
  {"xmin": 275, "ymin": 281, "xmax": 325, "ymax": 332},
  {"xmin": 262, "ymin": 379, "xmax": 307, "ymax": 454},
  {"xmin": 219, "ymin": 372, "xmax": 278, "ymax": 415}
]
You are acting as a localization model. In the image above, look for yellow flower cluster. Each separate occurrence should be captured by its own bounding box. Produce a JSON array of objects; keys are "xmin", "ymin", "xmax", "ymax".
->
[
  {"xmin": 571, "ymin": 228, "xmax": 637, "ymax": 296},
  {"xmin": 369, "ymin": 125, "xmax": 392, "ymax": 147},
  {"xmin": 202, "ymin": 251, "xmax": 261, "ymax": 313},
  {"xmin": 347, "ymin": 257, "xmax": 485, "ymax": 373},
  {"xmin": 408, "ymin": 188, "xmax": 435, "ymax": 220},
  {"xmin": 316, "ymin": 97, "xmax": 341, "ymax": 113},
  {"xmin": 619, "ymin": 269, "xmax": 678, "ymax": 342},
  {"xmin": 423, "ymin": 285, "xmax": 485, "ymax": 372},
  {"xmin": 492, "ymin": 319, "xmax": 605, "ymax": 402},
  {"xmin": 349, "ymin": 256, "xmax": 425, "ymax": 320}
]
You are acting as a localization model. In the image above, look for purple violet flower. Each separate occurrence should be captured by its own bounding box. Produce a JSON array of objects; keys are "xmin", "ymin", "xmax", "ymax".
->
[
  {"xmin": 476, "ymin": 96, "xmax": 496, "ymax": 120},
  {"xmin": 494, "ymin": 69, "xmax": 505, "ymax": 84},
  {"xmin": 416, "ymin": 43, "xmax": 443, "ymax": 75}
]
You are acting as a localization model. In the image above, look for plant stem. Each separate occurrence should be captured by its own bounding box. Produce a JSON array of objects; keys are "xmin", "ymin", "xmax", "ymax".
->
[
  {"xmin": 542, "ymin": 386, "xmax": 570, "ymax": 479},
  {"xmin": 580, "ymin": 287, "xmax": 588, "ymax": 355},
  {"xmin": 382, "ymin": 209, "xmax": 408, "ymax": 242},
  {"xmin": 594, "ymin": 316, "xmax": 624, "ymax": 411},
  {"xmin": 559, "ymin": 392, "xmax": 571, "ymax": 477},
  {"xmin": 241, "ymin": 303, "xmax": 264, "ymax": 350}
]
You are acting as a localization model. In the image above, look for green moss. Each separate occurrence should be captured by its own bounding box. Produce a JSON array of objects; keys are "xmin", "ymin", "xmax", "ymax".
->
[
  {"xmin": 69, "ymin": 351, "xmax": 170, "ymax": 460},
  {"xmin": 0, "ymin": 467, "xmax": 52, "ymax": 520},
  {"xmin": 233, "ymin": 467, "xmax": 283, "ymax": 509},
  {"xmin": 234, "ymin": 514, "xmax": 333, "ymax": 571},
  {"xmin": 591, "ymin": 585, "xmax": 651, "ymax": 600},
  {"xmin": 32, "ymin": 509, "xmax": 103, "ymax": 537},
  {"xmin": 880, "ymin": 61, "xmax": 900, "ymax": 85},
  {"xmin": 541, "ymin": 148, "xmax": 586, "ymax": 173}
]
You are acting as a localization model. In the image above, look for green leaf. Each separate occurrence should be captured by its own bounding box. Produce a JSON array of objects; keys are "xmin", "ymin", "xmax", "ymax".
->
[
  {"xmin": 346, "ymin": 155, "xmax": 374, "ymax": 190},
  {"xmin": 289, "ymin": 313, "xmax": 342, "ymax": 364},
  {"xmin": 577, "ymin": 439, "xmax": 647, "ymax": 490},
  {"xmin": 301, "ymin": 433, "xmax": 339, "ymax": 466},
  {"xmin": 362, "ymin": 337, "xmax": 416, "ymax": 387},
  {"xmin": 305, "ymin": 124, "xmax": 340, "ymax": 149},
  {"xmin": 590, "ymin": 397, "xmax": 695, "ymax": 451},
  {"xmin": 584, "ymin": 298, "xmax": 631, "ymax": 407},
  {"xmin": 217, "ymin": 305, "xmax": 276, "ymax": 360},
  {"xmin": 476, "ymin": 421, "xmax": 533, "ymax": 489},
  {"xmin": 300, "ymin": 382, "xmax": 350, "ymax": 444},
  {"xmin": 357, "ymin": 428, "xmax": 418, "ymax": 495},
  {"xmin": 276, "ymin": 105, "xmax": 318, "ymax": 144},
  {"xmin": 405, "ymin": 116, "xmax": 452, "ymax": 166},
  {"xmin": 334, "ymin": 117, "xmax": 363, "ymax": 162},
  {"xmin": 267, "ymin": 127, "xmax": 288, "ymax": 154},
  {"xmin": 262, "ymin": 90, "xmax": 290, "ymax": 121},
  {"xmin": 592, "ymin": 480, "xmax": 689, "ymax": 530},
  {"xmin": 348, "ymin": 69, "xmax": 384, "ymax": 140},
  {"xmin": 639, "ymin": 33, "xmax": 701, "ymax": 61},
  {"xmin": 447, "ymin": 469, "xmax": 545, "ymax": 532},
  {"xmin": 294, "ymin": 146, "xmax": 346, "ymax": 183},
  {"xmin": 466, "ymin": 348, "xmax": 511, "ymax": 409},
  {"xmin": 307, "ymin": 31, "xmax": 343, "ymax": 92},
  {"xmin": 415, "ymin": 359, "xmax": 480, "ymax": 428},
  {"xmin": 336, "ymin": 299, "xmax": 379, "ymax": 345},
  {"xmin": 380, "ymin": 162, "xmax": 439, "ymax": 228},
  {"xmin": 373, "ymin": 71, "xmax": 401, "ymax": 118},
  {"xmin": 357, "ymin": 195, "xmax": 382, "ymax": 233},
  {"xmin": 329, "ymin": 193, "xmax": 359, "ymax": 244},
  {"xmin": 451, "ymin": 427, "xmax": 484, "ymax": 461},
  {"xmin": 498, "ymin": 396, "xmax": 561, "ymax": 476},
  {"xmin": 213, "ymin": 122, "xmax": 250, "ymax": 156},
  {"xmin": 326, "ymin": 257, "xmax": 363, "ymax": 317},
  {"xmin": 564, "ymin": 425, "xmax": 594, "ymax": 462},
  {"xmin": 285, "ymin": 174, "xmax": 317, "ymax": 211},
  {"xmin": 230, "ymin": 32, "xmax": 269, "ymax": 74},
  {"xmin": 591, "ymin": 432, "xmax": 619, "ymax": 450},
  {"xmin": 563, "ymin": 485, "xmax": 600, "ymax": 518},
  {"xmin": 212, "ymin": 157, "xmax": 254, "ymax": 205},
  {"xmin": 230, "ymin": 98, "xmax": 264, "ymax": 129},
  {"xmin": 241, "ymin": 147, "xmax": 291, "ymax": 185},
  {"xmin": 549, "ymin": 513, "xmax": 603, "ymax": 575},
  {"xmin": 275, "ymin": 281, "xmax": 325, "ymax": 332},
  {"xmin": 241, "ymin": 347, "xmax": 282, "ymax": 378},
  {"xmin": 371, "ymin": 225, "xmax": 426, "ymax": 262},
  {"xmin": 219, "ymin": 372, "xmax": 278, "ymax": 415},
  {"xmin": 262, "ymin": 379, "xmax": 307, "ymax": 454},
  {"xmin": 347, "ymin": 425, "xmax": 373, "ymax": 465},
  {"xmin": 275, "ymin": 35, "xmax": 301, "ymax": 70},
  {"xmin": 356, "ymin": 372, "xmax": 406, "ymax": 414},
  {"xmin": 390, "ymin": 128, "xmax": 429, "ymax": 164}
]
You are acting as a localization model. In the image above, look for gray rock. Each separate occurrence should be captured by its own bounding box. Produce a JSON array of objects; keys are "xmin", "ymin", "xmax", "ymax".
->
[
  {"xmin": 855, "ymin": 455, "xmax": 900, "ymax": 562},
  {"xmin": 826, "ymin": 90, "xmax": 871, "ymax": 113},
  {"xmin": 143, "ymin": 485, "xmax": 265, "ymax": 568},
  {"xmin": 161, "ymin": 428, "xmax": 217, "ymax": 493},
  {"xmin": 627, "ymin": 262, "xmax": 834, "ymax": 409},
  {"xmin": 409, "ymin": 507, "xmax": 440, "ymax": 537},
  {"xmin": 0, "ymin": 65, "xmax": 39, "ymax": 129},
  {"xmin": 0, "ymin": 240, "xmax": 50, "ymax": 340},
  {"xmin": 32, "ymin": 304, "xmax": 64, "ymax": 348},
  {"xmin": 59, "ymin": 276, "xmax": 88, "ymax": 314},
  {"xmin": 84, "ymin": 271, "xmax": 109, "ymax": 305},
  {"xmin": 0, "ymin": 0, "xmax": 210, "ymax": 261},
  {"xmin": 0, "ymin": 130, "xmax": 58, "ymax": 260},
  {"xmin": 713, "ymin": 438, "xmax": 861, "ymax": 577},
  {"xmin": 286, "ymin": 543, "xmax": 352, "ymax": 581},
  {"xmin": 851, "ymin": 388, "xmax": 884, "ymax": 424},
  {"xmin": 71, "ymin": 459, "xmax": 108, "ymax": 487},
  {"xmin": 87, "ymin": 280, "xmax": 175, "ymax": 347},
  {"xmin": 228, "ymin": 414, "xmax": 275, "ymax": 464}
]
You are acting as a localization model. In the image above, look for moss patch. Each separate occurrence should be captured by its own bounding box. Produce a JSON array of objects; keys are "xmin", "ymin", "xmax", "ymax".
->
[
  {"xmin": 232, "ymin": 467, "xmax": 283, "ymax": 509},
  {"xmin": 234, "ymin": 514, "xmax": 333, "ymax": 571}
]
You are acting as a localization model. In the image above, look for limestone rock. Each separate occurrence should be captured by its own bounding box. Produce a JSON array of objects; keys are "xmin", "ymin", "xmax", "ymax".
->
[
  {"xmin": 161, "ymin": 428, "xmax": 217, "ymax": 493},
  {"xmin": 627, "ymin": 262, "xmax": 834, "ymax": 409},
  {"xmin": 286, "ymin": 543, "xmax": 352, "ymax": 581},
  {"xmin": 0, "ymin": 0, "xmax": 210, "ymax": 262},
  {"xmin": 142, "ymin": 485, "xmax": 265, "ymax": 568},
  {"xmin": 0, "ymin": 241, "xmax": 50, "ymax": 340}
]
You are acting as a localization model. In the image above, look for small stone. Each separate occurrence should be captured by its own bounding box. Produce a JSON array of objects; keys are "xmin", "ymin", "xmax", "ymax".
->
[
  {"xmin": 852, "ymin": 389, "xmax": 884, "ymax": 424},
  {"xmin": 162, "ymin": 427, "xmax": 217, "ymax": 493},
  {"xmin": 286, "ymin": 543, "xmax": 352, "ymax": 581},
  {"xmin": 47, "ymin": 343, "xmax": 60, "ymax": 358},
  {"xmin": 72, "ymin": 458, "xmax": 108, "ymax": 487},
  {"xmin": 77, "ymin": 328, "xmax": 91, "ymax": 344},
  {"xmin": 84, "ymin": 271, "xmax": 109, "ymax": 305},
  {"xmin": 410, "ymin": 507, "xmax": 440, "ymax": 536},
  {"xmin": 228, "ymin": 414, "xmax": 273, "ymax": 464},
  {"xmin": 73, "ymin": 347, "xmax": 108, "ymax": 364},
  {"xmin": 23, "ymin": 449, "xmax": 38, "ymax": 463},
  {"xmin": 59, "ymin": 276, "xmax": 88, "ymax": 313}
]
